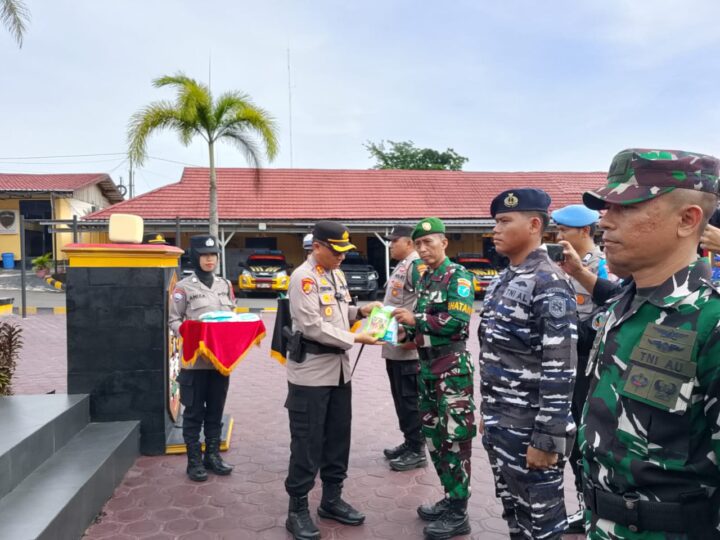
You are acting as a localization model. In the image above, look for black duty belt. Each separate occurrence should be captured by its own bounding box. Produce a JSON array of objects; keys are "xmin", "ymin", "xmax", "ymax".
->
[
  {"xmin": 418, "ymin": 341, "xmax": 466, "ymax": 361},
  {"xmin": 583, "ymin": 481, "xmax": 716, "ymax": 534},
  {"xmin": 303, "ymin": 339, "xmax": 345, "ymax": 356}
]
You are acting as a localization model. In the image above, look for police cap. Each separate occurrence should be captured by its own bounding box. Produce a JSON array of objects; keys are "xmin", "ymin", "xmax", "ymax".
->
[
  {"xmin": 302, "ymin": 233, "xmax": 313, "ymax": 250},
  {"xmin": 143, "ymin": 233, "xmax": 169, "ymax": 245},
  {"xmin": 412, "ymin": 217, "xmax": 446, "ymax": 240},
  {"xmin": 189, "ymin": 235, "xmax": 220, "ymax": 255},
  {"xmin": 551, "ymin": 204, "xmax": 600, "ymax": 228},
  {"xmin": 490, "ymin": 188, "xmax": 551, "ymax": 218},
  {"xmin": 386, "ymin": 225, "xmax": 414, "ymax": 241},
  {"xmin": 312, "ymin": 221, "xmax": 356, "ymax": 253}
]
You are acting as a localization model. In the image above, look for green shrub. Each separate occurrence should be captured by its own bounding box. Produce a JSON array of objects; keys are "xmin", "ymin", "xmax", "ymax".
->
[{"xmin": 0, "ymin": 322, "xmax": 23, "ymax": 395}]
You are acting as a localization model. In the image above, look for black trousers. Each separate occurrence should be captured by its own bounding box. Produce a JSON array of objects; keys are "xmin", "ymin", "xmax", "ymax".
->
[
  {"xmin": 385, "ymin": 358, "xmax": 423, "ymax": 451},
  {"xmin": 570, "ymin": 354, "xmax": 591, "ymax": 492},
  {"xmin": 284, "ymin": 381, "xmax": 352, "ymax": 497},
  {"xmin": 178, "ymin": 369, "xmax": 230, "ymax": 445}
]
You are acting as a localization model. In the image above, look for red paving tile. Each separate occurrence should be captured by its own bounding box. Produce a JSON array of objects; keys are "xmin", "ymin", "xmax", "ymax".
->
[{"xmin": 14, "ymin": 313, "xmax": 586, "ymax": 539}]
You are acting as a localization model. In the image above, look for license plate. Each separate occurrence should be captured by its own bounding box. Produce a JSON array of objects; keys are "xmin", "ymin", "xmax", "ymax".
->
[{"xmin": 257, "ymin": 283, "xmax": 271, "ymax": 289}]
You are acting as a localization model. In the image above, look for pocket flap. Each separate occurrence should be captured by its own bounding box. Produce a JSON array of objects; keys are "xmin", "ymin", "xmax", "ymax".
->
[{"xmin": 284, "ymin": 394, "xmax": 308, "ymax": 412}]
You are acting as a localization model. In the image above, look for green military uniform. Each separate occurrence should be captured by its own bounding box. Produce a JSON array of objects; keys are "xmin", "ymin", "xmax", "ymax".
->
[
  {"xmin": 403, "ymin": 218, "xmax": 476, "ymax": 538},
  {"xmin": 580, "ymin": 149, "xmax": 720, "ymax": 539}
]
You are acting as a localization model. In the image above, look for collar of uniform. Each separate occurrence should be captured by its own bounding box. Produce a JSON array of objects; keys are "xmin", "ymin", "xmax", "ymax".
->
[
  {"xmin": 643, "ymin": 259, "xmax": 711, "ymax": 309},
  {"xmin": 428, "ymin": 256, "xmax": 451, "ymax": 278},
  {"xmin": 509, "ymin": 247, "xmax": 546, "ymax": 274}
]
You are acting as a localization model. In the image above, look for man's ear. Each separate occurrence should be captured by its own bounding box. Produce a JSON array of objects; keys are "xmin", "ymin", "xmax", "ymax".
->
[
  {"xmin": 528, "ymin": 215, "xmax": 542, "ymax": 235},
  {"xmin": 678, "ymin": 204, "xmax": 705, "ymax": 239}
]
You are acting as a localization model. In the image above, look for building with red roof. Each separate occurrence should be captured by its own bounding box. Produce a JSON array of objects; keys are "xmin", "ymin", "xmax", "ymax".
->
[
  {"xmin": 0, "ymin": 173, "xmax": 123, "ymax": 265},
  {"xmin": 82, "ymin": 167, "xmax": 605, "ymax": 283}
]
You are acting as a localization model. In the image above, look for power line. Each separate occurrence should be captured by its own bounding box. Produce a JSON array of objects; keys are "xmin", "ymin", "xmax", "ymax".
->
[
  {"xmin": 0, "ymin": 157, "xmax": 128, "ymax": 165},
  {"xmin": 0, "ymin": 152, "xmax": 125, "ymax": 160},
  {"xmin": 147, "ymin": 155, "xmax": 203, "ymax": 167}
]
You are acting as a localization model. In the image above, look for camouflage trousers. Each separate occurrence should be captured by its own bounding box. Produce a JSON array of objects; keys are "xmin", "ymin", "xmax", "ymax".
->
[
  {"xmin": 417, "ymin": 357, "xmax": 476, "ymax": 500},
  {"xmin": 482, "ymin": 425, "xmax": 567, "ymax": 540}
]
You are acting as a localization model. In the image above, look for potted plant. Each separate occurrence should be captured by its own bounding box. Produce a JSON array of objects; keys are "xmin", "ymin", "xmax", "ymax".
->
[{"xmin": 31, "ymin": 252, "xmax": 53, "ymax": 278}]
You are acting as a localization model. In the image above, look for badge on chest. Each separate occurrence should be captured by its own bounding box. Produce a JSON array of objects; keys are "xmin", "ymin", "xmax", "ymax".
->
[{"xmin": 619, "ymin": 323, "xmax": 697, "ymax": 412}]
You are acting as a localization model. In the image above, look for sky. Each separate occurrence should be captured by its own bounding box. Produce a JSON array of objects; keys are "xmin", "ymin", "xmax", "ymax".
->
[{"xmin": 2, "ymin": 0, "xmax": 720, "ymax": 195}]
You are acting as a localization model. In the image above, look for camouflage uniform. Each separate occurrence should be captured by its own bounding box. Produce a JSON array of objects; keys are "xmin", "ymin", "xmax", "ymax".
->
[
  {"xmin": 580, "ymin": 149, "xmax": 720, "ymax": 539},
  {"xmin": 405, "ymin": 255, "xmax": 476, "ymax": 501},
  {"xmin": 479, "ymin": 246, "xmax": 578, "ymax": 540}
]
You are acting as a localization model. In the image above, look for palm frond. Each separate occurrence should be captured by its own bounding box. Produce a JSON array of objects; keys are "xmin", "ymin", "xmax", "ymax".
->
[
  {"xmin": 154, "ymin": 72, "xmax": 214, "ymax": 135},
  {"xmin": 127, "ymin": 101, "xmax": 188, "ymax": 164},
  {"xmin": 213, "ymin": 91, "xmax": 252, "ymax": 125},
  {"xmin": 220, "ymin": 106, "xmax": 278, "ymax": 161},
  {"xmin": 220, "ymin": 128, "xmax": 262, "ymax": 169},
  {"xmin": 1, "ymin": 0, "xmax": 30, "ymax": 47}
]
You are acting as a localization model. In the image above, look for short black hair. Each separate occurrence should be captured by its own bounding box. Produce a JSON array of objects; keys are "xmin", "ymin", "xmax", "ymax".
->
[{"xmin": 530, "ymin": 212, "xmax": 549, "ymax": 233}]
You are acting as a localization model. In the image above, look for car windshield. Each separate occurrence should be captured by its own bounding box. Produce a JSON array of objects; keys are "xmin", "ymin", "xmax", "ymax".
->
[
  {"xmin": 247, "ymin": 256, "xmax": 285, "ymax": 267},
  {"xmin": 341, "ymin": 252, "xmax": 367, "ymax": 266},
  {"xmin": 458, "ymin": 258, "xmax": 494, "ymax": 270}
]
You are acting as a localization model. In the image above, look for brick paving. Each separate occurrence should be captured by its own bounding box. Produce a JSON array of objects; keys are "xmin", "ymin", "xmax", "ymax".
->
[{"xmin": 13, "ymin": 313, "xmax": 585, "ymax": 539}]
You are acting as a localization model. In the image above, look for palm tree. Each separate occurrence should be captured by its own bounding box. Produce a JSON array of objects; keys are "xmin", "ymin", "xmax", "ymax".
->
[
  {"xmin": 2, "ymin": 0, "xmax": 30, "ymax": 47},
  {"xmin": 128, "ymin": 72, "xmax": 279, "ymax": 238}
]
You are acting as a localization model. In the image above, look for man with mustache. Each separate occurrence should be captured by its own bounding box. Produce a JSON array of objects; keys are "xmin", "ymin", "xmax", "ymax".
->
[{"xmin": 579, "ymin": 149, "xmax": 720, "ymax": 539}]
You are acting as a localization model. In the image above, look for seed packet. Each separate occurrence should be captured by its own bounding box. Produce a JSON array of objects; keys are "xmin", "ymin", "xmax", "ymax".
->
[
  {"xmin": 362, "ymin": 306, "xmax": 398, "ymax": 345},
  {"xmin": 383, "ymin": 316, "xmax": 399, "ymax": 345}
]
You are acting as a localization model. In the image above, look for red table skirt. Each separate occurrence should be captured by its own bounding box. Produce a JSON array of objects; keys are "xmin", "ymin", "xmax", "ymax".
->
[{"xmin": 179, "ymin": 320, "xmax": 266, "ymax": 376}]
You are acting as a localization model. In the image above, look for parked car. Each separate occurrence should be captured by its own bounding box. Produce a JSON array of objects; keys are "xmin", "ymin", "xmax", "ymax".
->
[
  {"xmin": 453, "ymin": 253, "xmax": 499, "ymax": 297},
  {"xmin": 340, "ymin": 251, "xmax": 380, "ymax": 300},
  {"xmin": 237, "ymin": 250, "xmax": 291, "ymax": 295}
]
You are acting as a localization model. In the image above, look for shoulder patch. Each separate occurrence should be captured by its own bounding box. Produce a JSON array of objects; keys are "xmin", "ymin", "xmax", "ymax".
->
[
  {"xmin": 548, "ymin": 297, "xmax": 566, "ymax": 318},
  {"xmin": 302, "ymin": 277, "xmax": 314, "ymax": 295},
  {"xmin": 457, "ymin": 277, "xmax": 472, "ymax": 298},
  {"xmin": 173, "ymin": 290, "xmax": 185, "ymax": 302}
]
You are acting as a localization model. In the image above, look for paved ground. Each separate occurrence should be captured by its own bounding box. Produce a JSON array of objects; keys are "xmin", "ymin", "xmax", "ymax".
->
[{"xmin": 12, "ymin": 313, "xmax": 585, "ymax": 539}]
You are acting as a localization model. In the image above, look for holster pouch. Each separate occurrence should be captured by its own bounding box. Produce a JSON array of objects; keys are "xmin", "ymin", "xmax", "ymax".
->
[{"xmin": 283, "ymin": 327, "xmax": 307, "ymax": 364}]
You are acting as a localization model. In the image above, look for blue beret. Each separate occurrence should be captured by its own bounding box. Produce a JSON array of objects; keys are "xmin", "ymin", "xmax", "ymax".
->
[
  {"xmin": 490, "ymin": 188, "xmax": 551, "ymax": 218},
  {"xmin": 551, "ymin": 204, "xmax": 600, "ymax": 227}
]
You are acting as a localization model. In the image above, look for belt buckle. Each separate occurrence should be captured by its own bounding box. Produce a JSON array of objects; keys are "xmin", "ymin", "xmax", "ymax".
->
[{"xmin": 622, "ymin": 493, "xmax": 641, "ymax": 533}]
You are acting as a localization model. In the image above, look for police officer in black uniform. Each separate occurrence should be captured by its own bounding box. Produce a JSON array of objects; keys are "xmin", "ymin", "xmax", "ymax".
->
[{"xmin": 169, "ymin": 235, "xmax": 235, "ymax": 482}]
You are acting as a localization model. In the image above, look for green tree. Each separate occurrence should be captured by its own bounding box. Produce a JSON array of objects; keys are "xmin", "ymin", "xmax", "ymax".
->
[
  {"xmin": 128, "ymin": 72, "xmax": 279, "ymax": 238},
  {"xmin": 2, "ymin": 0, "xmax": 30, "ymax": 47},
  {"xmin": 365, "ymin": 140, "xmax": 468, "ymax": 171}
]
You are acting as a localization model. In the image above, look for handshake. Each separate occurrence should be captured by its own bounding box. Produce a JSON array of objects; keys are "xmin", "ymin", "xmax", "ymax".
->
[{"xmin": 353, "ymin": 302, "xmax": 416, "ymax": 346}]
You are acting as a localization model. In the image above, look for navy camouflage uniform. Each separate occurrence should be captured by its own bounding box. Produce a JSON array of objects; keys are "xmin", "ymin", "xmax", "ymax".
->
[{"xmin": 480, "ymin": 190, "xmax": 578, "ymax": 540}]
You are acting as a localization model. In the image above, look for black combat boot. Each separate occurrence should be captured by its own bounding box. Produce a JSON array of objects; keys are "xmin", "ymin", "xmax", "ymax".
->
[
  {"xmin": 383, "ymin": 441, "xmax": 409, "ymax": 459},
  {"xmin": 286, "ymin": 496, "xmax": 320, "ymax": 540},
  {"xmin": 202, "ymin": 438, "xmax": 233, "ymax": 475},
  {"xmin": 390, "ymin": 447, "xmax": 428, "ymax": 471},
  {"xmin": 186, "ymin": 442, "xmax": 208, "ymax": 482},
  {"xmin": 317, "ymin": 482, "xmax": 365, "ymax": 525},
  {"xmin": 417, "ymin": 497, "xmax": 451, "ymax": 521},
  {"xmin": 423, "ymin": 498, "xmax": 471, "ymax": 540}
]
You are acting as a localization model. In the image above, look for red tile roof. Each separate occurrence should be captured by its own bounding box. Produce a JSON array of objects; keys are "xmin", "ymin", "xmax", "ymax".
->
[
  {"xmin": 0, "ymin": 173, "xmax": 124, "ymax": 203},
  {"xmin": 86, "ymin": 168, "xmax": 607, "ymax": 221}
]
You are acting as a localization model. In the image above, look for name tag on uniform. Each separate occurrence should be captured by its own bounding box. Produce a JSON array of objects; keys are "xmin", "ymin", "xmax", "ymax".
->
[
  {"xmin": 619, "ymin": 323, "xmax": 697, "ymax": 412},
  {"xmin": 502, "ymin": 278, "xmax": 534, "ymax": 306}
]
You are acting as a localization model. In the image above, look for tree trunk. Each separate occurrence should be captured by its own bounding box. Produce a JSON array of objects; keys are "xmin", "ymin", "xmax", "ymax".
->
[{"xmin": 208, "ymin": 140, "xmax": 218, "ymax": 238}]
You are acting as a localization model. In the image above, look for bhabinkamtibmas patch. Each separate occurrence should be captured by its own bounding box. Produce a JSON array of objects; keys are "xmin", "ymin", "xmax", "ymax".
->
[{"xmin": 619, "ymin": 323, "xmax": 697, "ymax": 411}]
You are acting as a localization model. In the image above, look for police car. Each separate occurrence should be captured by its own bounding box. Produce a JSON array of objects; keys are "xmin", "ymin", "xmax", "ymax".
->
[
  {"xmin": 453, "ymin": 253, "xmax": 499, "ymax": 297},
  {"xmin": 340, "ymin": 251, "xmax": 380, "ymax": 300},
  {"xmin": 237, "ymin": 250, "xmax": 290, "ymax": 295}
]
